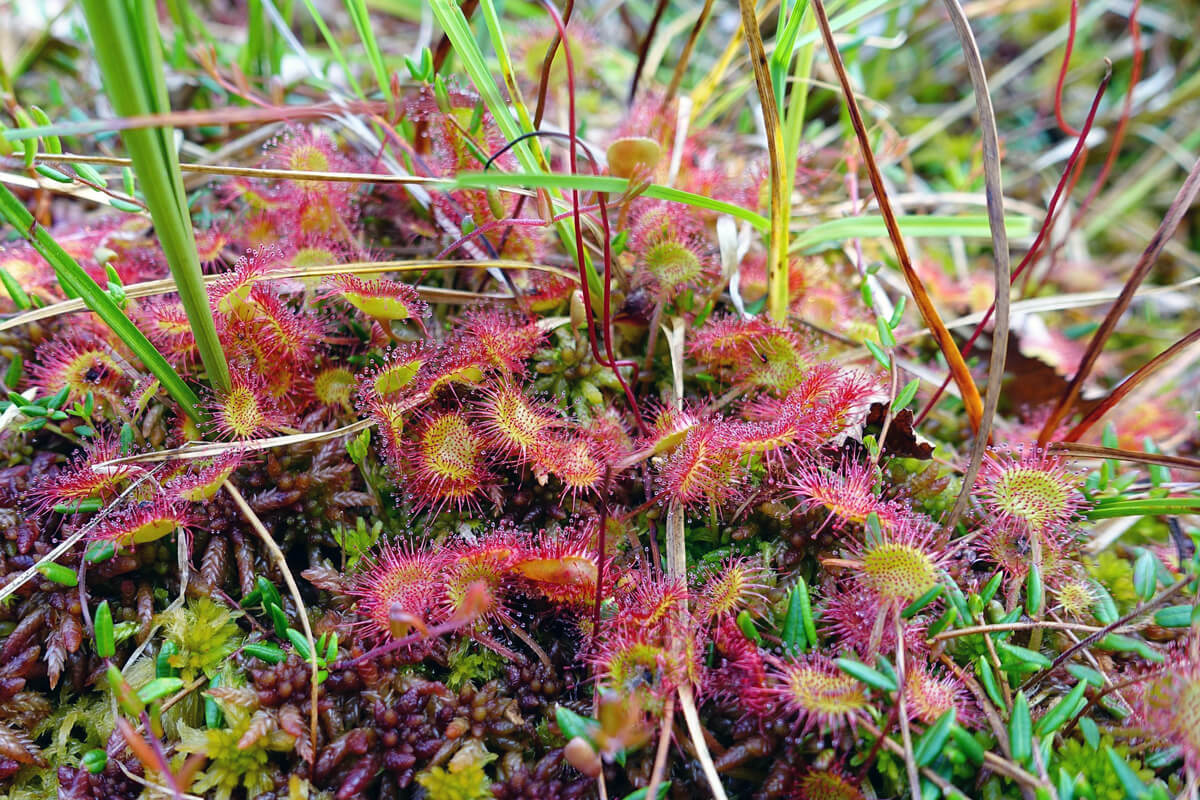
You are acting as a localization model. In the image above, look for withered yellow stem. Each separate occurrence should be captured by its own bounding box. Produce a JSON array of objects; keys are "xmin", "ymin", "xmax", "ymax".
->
[{"xmin": 738, "ymin": 0, "xmax": 791, "ymax": 323}]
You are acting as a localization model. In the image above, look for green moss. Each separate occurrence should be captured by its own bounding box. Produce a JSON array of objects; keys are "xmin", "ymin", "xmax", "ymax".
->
[
  {"xmin": 1055, "ymin": 736, "xmax": 1155, "ymax": 800},
  {"xmin": 1087, "ymin": 551, "xmax": 1138, "ymax": 611},
  {"xmin": 177, "ymin": 693, "xmax": 294, "ymax": 800},
  {"xmin": 416, "ymin": 751, "xmax": 496, "ymax": 800},
  {"xmin": 445, "ymin": 638, "xmax": 506, "ymax": 691},
  {"xmin": 156, "ymin": 597, "xmax": 243, "ymax": 681}
]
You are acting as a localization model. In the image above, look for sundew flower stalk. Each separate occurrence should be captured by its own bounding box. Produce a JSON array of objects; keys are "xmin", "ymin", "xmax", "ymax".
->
[{"xmin": 0, "ymin": 3, "xmax": 1195, "ymax": 800}]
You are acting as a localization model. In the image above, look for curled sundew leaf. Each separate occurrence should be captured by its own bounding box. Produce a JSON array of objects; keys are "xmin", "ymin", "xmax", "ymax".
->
[
  {"xmin": 323, "ymin": 274, "xmax": 430, "ymax": 329},
  {"xmin": 607, "ymin": 137, "xmax": 662, "ymax": 179}
]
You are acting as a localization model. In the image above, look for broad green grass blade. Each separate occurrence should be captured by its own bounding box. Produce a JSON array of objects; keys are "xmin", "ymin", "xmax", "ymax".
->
[
  {"xmin": 453, "ymin": 172, "xmax": 1032, "ymax": 246},
  {"xmin": 477, "ymin": 0, "xmax": 544, "ymax": 162},
  {"xmin": 0, "ymin": 184, "xmax": 202, "ymax": 420},
  {"xmin": 1087, "ymin": 497, "xmax": 1200, "ymax": 519},
  {"xmin": 427, "ymin": 0, "xmax": 538, "ymax": 169},
  {"xmin": 79, "ymin": 0, "xmax": 231, "ymax": 395},
  {"xmin": 428, "ymin": 0, "xmax": 599, "ymax": 302}
]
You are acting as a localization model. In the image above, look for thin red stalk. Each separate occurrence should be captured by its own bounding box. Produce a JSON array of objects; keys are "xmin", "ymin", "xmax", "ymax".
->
[
  {"xmin": 434, "ymin": 204, "xmax": 602, "ymax": 260},
  {"xmin": 128, "ymin": 713, "xmax": 183, "ymax": 800},
  {"xmin": 1079, "ymin": 0, "xmax": 1142, "ymax": 219},
  {"xmin": 1034, "ymin": 3, "xmax": 1145, "ymax": 295},
  {"xmin": 1028, "ymin": 135, "xmax": 1093, "ymax": 296},
  {"xmin": 340, "ymin": 607, "xmax": 488, "ymax": 667},
  {"xmin": 488, "ymin": 129, "xmax": 600, "ymax": 257},
  {"xmin": 1038, "ymin": 154, "xmax": 1200, "ymax": 445},
  {"xmin": 1062, "ymin": 326, "xmax": 1200, "ymax": 442},
  {"xmin": 592, "ymin": 467, "xmax": 612, "ymax": 642},
  {"xmin": 914, "ymin": 68, "xmax": 1111, "ymax": 425},
  {"xmin": 1054, "ymin": 0, "xmax": 1081, "ymax": 136},
  {"xmin": 540, "ymin": 0, "xmax": 648, "ymax": 434}
]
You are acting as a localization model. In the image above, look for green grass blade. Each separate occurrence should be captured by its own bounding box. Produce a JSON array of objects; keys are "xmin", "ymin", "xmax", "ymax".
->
[
  {"xmin": 344, "ymin": 0, "xmax": 393, "ymax": 102},
  {"xmin": 792, "ymin": 214, "xmax": 1033, "ymax": 251},
  {"xmin": 0, "ymin": 184, "xmax": 201, "ymax": 420},
  {"xmin": 1086, "ymin": 497, "xmax": 1200, "ymax": 519},
  {"xmin": 79, "ymin": 0, "xmax": 231, "ymax": 395},
  {"xmin": 427, "ymin": 0, "xmax": 604, "ymax": 302},
  {"xmin": 295, "ymin": 0, "xmax": 364, "ymax": 97},
  {"xmin": 476, "ymin": 0, "xmax": 544, "ymax": 161},
  {"xmin": 428, "ymin": 0, "xmax": 533, "ymax": 167},
  {"xmin": 450, "ymin": 172, "xmax": 770, "ymax": 230}
]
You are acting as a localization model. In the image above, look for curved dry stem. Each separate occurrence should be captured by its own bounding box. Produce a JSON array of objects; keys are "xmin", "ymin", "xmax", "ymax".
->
[
  {"xmin": 1021, "ymin": 574, "xmax": 1195, "ymax": 692},
  {"xmin": 224, "ymin": 481, "xmax": 321, "ymax": 759},
  {"xmin": 662, "ymin": 0, "xmax": 715, "ymax": 109},
  {"xmin": 1049, "ymin": 442, "xmax": 1200, "ymax": 473},
  {"xmin": 645, "ymin": 693, "xmax": 675, "ymax": 800},
  {"xmin": 29, "ymin": 152, "xmax": 439, "ymax": 185},
  {"xmin": 938, "ymin": 0, "xmax": 1010, "ymax": 534}
]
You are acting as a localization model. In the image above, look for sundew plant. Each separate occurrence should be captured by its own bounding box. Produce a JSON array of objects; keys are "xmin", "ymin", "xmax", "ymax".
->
[{"xmin": 0, "ymin": 0, "xmax": 1197, "ymax": 799}]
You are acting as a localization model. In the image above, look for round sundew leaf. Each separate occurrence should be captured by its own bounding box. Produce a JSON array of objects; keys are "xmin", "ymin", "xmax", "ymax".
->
[{"xmin": 122, "ymin": 516, "xmax": 178, "ymax": 546}]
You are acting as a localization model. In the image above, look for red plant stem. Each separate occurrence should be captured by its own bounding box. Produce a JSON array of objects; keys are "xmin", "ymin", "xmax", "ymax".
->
[
  {"xmin": 340, "ymin": 608, "xmax": 484, "ymax": 667},
  {"xmin": 593, "ymin": 467, "xmax": 612, "ymax": 642},
  {"xmin": 533, "ymin": 0, "xmax": 576, "ymax": 128},
  {"xmin": 628, "ymin": 0, "xmax": 672, "ymax": 105},
  {"xmin": 1035, "ymin": 2, "xmax": 1144, "ymax": 295},
  {"xmin": 1079, "ymin": 0, "xmax": 1141, "ymax": 220},
  {"xmin": 131, "ymin": 713, "xmax": 183, "ymax": 800},
  {"xmin": 914, "ymin": 67, "xmax": 1111, "ymax": 425},
  {"xmin": 434, "ymin": 204, "xmax": 603, "ymax": 260},
  {"xmin": 540, "ymin": 0, "xmax": 648, "ymax": 435},
  {"xmin": 1025, "ymin": 146, "xmax": 1090, "ymax": 298},
  {"xmin": 1038, "ymin": 154, "xmax": 1200, "ymax": 445},
  {"xmin": 1054, "ymin": 0, "xmax": 1081, "ymax": 136},
  {"xmin": 1062, "ymin": 325, "xmax": 1200, "ymax": 442}
]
